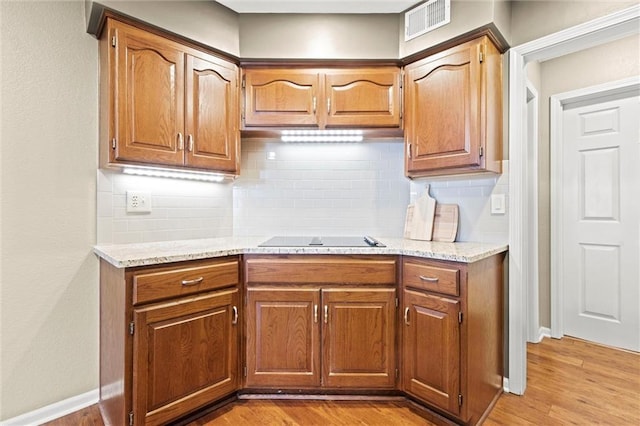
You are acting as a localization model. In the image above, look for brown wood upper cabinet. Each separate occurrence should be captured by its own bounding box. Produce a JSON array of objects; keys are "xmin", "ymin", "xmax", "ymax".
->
[
  {"xmin": 404, "ymin": 36, "xmax": 502, "ymax": 177},
  {"xmin": 100, "ymin": 18, "xmax": 240, "ymax": 174},
  {"xmin": 242, "ymin": 67, "xmax": 402, "ymax": 129}
]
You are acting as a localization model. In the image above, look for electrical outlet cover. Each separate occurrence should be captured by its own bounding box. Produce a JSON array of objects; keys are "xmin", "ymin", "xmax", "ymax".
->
[{"xmin": 126, "ymin": 191, "xmax": 152, "ymax": 213}]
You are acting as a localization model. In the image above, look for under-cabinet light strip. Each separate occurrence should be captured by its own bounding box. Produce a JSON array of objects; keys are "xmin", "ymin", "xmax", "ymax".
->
[
  {"xmin": 281, "ymin": 129, "xmax": 364, "ymax": 143},
  {"xmin": 122, "ymin": 167, "xmax": 227, "ymax": 182}
]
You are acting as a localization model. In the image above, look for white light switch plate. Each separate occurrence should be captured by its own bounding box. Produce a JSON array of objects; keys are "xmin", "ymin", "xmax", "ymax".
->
[
  {"xmin": 491, "ymin": 194, "xmax": 506, "ymax": 214},
  {"xmin": 127, "ymin": 191, "xmax": 152, "ymax": 213}
]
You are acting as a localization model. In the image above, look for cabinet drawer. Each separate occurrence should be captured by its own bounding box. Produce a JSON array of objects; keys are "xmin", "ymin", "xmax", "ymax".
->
[
  {"xmin": 245, "ymin": 255, "xmax": 396, "ymax": 285},
  {"xmin": 403, "ymin": 260, "xmax": 460, "ymax": 296},
  {"xmin": 133, "ymin": 259, "xmax": 239, "ymax": 305}
]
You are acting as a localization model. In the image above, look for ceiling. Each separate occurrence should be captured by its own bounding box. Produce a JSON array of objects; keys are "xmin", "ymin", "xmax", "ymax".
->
[{"xmin": 215, "ymin": 0, "xmax": 423, "ymax": 14}]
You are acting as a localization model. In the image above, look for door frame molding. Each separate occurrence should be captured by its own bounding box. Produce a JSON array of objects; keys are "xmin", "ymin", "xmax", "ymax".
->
[
  {"xmin": 525, "ymin": 81, "xmax": 540, "ymax": 344},
  {"xmin": 507, "ymin": 4, "xmax": 639, "ymax": 395},
  {"xmin": 549, "ymin": 76, "xmax": 640, "ymax": 339}
]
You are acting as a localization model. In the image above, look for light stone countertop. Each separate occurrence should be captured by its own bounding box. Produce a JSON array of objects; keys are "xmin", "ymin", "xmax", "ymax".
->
[{"xmin": 94, "ymin": 237, "xmax": 508, "ymax": 268}]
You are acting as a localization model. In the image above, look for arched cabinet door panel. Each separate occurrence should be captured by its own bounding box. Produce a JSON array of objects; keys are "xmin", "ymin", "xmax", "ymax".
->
[
  {"xmin": 404, "ymin": 35, "xmax": 502, "ymax": 178},
  {"xmin": 102, "ymin": 18, "xmax": 239, "ymax": 174}
]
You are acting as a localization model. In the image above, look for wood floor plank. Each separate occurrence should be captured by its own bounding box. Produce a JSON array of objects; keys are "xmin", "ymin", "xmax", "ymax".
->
[{"xmin": 42, "ymin": 337, "xmax": 639, "ymax": 426}]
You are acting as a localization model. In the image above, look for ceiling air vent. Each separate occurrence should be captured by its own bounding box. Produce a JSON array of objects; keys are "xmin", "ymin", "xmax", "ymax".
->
[{"xmin": 404, "ymin": 0, "xmax": 451, "ymax": 41}]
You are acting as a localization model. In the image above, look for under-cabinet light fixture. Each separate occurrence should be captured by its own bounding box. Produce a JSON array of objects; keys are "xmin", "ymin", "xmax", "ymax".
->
[
  {"xmin": 281, "ymin": 129, "xmax": 364, "ymax": 143},
  {"xmin": 122, "ymin": 166, "xmax": 228, "ymax": 182}
]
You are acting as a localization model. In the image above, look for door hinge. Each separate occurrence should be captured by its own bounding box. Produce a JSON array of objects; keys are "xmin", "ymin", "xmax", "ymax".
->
[
  {"xmin": 458, "ymin": 312, "xmax": 463, "ymax": 324},
  {"xmin": 458, "ymin": 394, "xmax": 463, "ymax": 407},
  {"xmin": 395, "ymin": 297, "xmax": 399, "ymax": 308},
  {"xmin": 112, "ymin": 138, "xmax": 116, "ymax": 150},
  {"xmin": 129, "ymin": 321, "xmax": 135, "ymax": 335},
  {"xmin": 479, "ymin": 146, "xmax": 484, "ymax": 157},
  {"xmin": 111, "ymin": 36, "xmax": 117, "ymax": 48},
  {"xmin": 243, "ymin": 365, "xmax": 247, "ymax": 377},
  {"xmin": 241, "ymin": 75, "xmax": 246, "ymax": 89},
  {"xmin": 395, "ymin": 368, "xmax": 399, "ymax": 380},
  {"xmin": 407, "ymin": 143, "xmax": 412, "ymax": 160},
  {"xmin": 479, "ymin": 50, "xmax": 484, "ymax": 63},
  {"xmin": 128, "ymin": 412, "xmax": 134, "ymax": 426}
]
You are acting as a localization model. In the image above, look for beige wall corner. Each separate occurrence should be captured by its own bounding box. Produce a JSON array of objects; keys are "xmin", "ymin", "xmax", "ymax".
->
[
  {"xmin": 1, "ymin": 1, "xmax": 98, "ymax": 420},
  {"xmin": 85, "ymin": 0, "xmax": 241, "ymax": 56}
]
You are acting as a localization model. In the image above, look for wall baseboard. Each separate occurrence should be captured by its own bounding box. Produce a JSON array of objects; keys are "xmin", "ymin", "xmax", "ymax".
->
[
  {"xmin": 0, "ymin": 389, "xmax": 98, "ymax": 426},
  {"xmin": 538, "ymin": 327, "xmax": 551, "ymax": 342}
]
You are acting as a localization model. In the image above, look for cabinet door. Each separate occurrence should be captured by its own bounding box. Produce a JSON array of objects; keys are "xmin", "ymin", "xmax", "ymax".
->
[
  {"xmin": 402, "ymin": 289, "xmax": 460, "ymax": 415},
  {"xmin": 243, "ymin": 69, "xmax": 320, "ymax": 127},
  {"xmin": 324, "ymin": 68, "xmax": 401, "ymax": 128},
  {"xmin": 113, "ymin": 21, "xmax": 185, "ymax": 166},
  {"xmin": 246, "ymin": 288, "xmax": 321, "ymax": 388},
  {"xmin": 322, "ymin": 288, "xmax": 396, "ymax": 388},
  {"xmin": 133, "ymin": 288, "xmax": 239, "ymax": 425},
  {"xmin": 185, "ymin": 53, "xmax": 239, "ymax": 172},
  {"xmin": 405, "ymin": 38, "xmax": 483, "ymax": 174}
]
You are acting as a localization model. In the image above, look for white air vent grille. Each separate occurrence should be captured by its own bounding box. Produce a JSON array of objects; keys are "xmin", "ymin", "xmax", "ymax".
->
[{"xmin": 405, "ymin": 0, "xmax": 451, "ymax": 41}]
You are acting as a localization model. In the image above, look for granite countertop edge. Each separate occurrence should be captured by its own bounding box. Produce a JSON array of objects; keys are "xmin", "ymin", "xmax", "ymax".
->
[{"xmin": 94, "ymin": 237, "xmax": 509, "ymax": 269}]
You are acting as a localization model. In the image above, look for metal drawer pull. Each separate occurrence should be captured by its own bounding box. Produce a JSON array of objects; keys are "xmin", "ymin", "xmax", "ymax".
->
[
  {"xmin": 327, "ymin": 98, "xmax": 331, "ymax": 115},
  {"xmin": 187, "ymin": 134, "xmax": 194, "ymax": 152},
  {"xmin": 404, "ymin": 307, "xmax": 410, "ymax": 325},
  {"xmin": 181, "ymin": 277, "xmax": 204, "ymax": 286},
  {"xmin": 324, "ymin": 305, "xmax": 328, "ymax": 324},
  {"xmin": 177, "ymin": 132, "xmax": 184, "ymax": 150},
  {"xmin": 419, "ymin": 275, "xmax": 439, "ymax": 283},
  {"xmin": 314, "ymin": 305, "xmax": 318, "ymax": 323},
  {"xmin": 232, "ymin": 306, "xmax": 238, "ymax": 325},
  {"xmin": 312, "ymin": 96, "xmax": 317, "ymax": 114}
]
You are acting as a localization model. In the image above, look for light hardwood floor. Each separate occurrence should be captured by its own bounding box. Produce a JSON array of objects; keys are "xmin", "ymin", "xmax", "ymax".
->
[{"xmin": 43, "ymin": 337, "xmax": 639, "ymax": 425}]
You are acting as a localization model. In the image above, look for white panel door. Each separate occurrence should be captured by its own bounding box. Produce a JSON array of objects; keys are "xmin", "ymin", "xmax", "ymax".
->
[{"xmin": 562, "ymin": 93, "xmax": 639, "ymax": 352}]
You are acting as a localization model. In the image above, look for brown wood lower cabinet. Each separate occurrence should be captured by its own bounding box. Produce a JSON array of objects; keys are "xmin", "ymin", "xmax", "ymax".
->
[
  {"xmin": 133, "ymin": 289, "xmax": 239, "ymax": 425},
  {"xmin": 99, "ymin": 252, "xmax": 504, "ymax": 426},
  {"xmin": 245, "ymin": 287, "xmax": 397, "ymax": 390},
  {"xmin": 99, "ymin": 257, "xmax": 241, "ymax": 426},
  {"xmin": 246, "ymin": 288, "xmax": 321, "ymax": 388},
  {"xmin": 244, "ymin": 254, "xmax": 398, "ymax": 391},
  {"xmin": 403, "ymin": 289, "xmax": 461, "ymax": 415},
  {"xmin": 401, "ymin": 254, "xmax": 505, "ymax": 425}
]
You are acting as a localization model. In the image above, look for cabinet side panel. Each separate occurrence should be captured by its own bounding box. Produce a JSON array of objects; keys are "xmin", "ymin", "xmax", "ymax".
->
[
  {"xmin": 483, "ymin": 39, "xmax": 503, "ymax": 174},
  {"xmin": 99, "ymin": 259, "xmax": 130, "ymax": 426},
  {"xmin": 466, "ymin": 254, "xmax": 505, "ymax": 424}
]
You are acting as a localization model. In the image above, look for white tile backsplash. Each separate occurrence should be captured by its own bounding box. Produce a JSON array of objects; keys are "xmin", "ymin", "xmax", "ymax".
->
[
  {"xmin": 233, "ymin": 139, "xmax": 411, "ymax": 237},
  {"xmin": 97, "ymin": 169, "xmax": 234, "ymax": 244},
  {"xmin": 96, "ymin": 148, "xmax": 509, "ymax": 244},
  {"xmin": 409, "ymin": 161, "xmax": 510, "ymax": 244}
]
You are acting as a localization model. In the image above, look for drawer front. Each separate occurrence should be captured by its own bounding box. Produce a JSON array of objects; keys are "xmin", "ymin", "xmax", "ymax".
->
[
  {"xmin": 133, "ymin": 259, "xmax": 239, "ymax": 305},
  {"xmin": 403, "ymin": 260, "xmax": 460, "ymax": 296},
  {"xmin": 245, "ymin": 255, "xmax": 396, "ymax": 285}
]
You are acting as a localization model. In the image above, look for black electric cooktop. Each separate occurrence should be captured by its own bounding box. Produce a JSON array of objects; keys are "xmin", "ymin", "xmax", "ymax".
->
[{"xmin": 258, "ymin": 236, "xmax": 385, "ymax": 248}]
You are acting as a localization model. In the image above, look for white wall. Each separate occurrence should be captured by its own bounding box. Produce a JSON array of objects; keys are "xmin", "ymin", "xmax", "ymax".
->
[
  {"xmin": 97, "ymin": 171, "xmax": 233, "ymax": 244},
  {"xmin": 0, "ymin": 1, "xmax": 98, "ymax": 420},
  {"xmin": 233, "ymin": 140, "xmax": 410, "ymax": 237}
]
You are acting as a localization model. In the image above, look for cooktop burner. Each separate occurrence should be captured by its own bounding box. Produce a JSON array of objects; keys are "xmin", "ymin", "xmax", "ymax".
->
[{"xmin": 258, "ymin": 236, "xmax": 385, "ymax": 248}]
